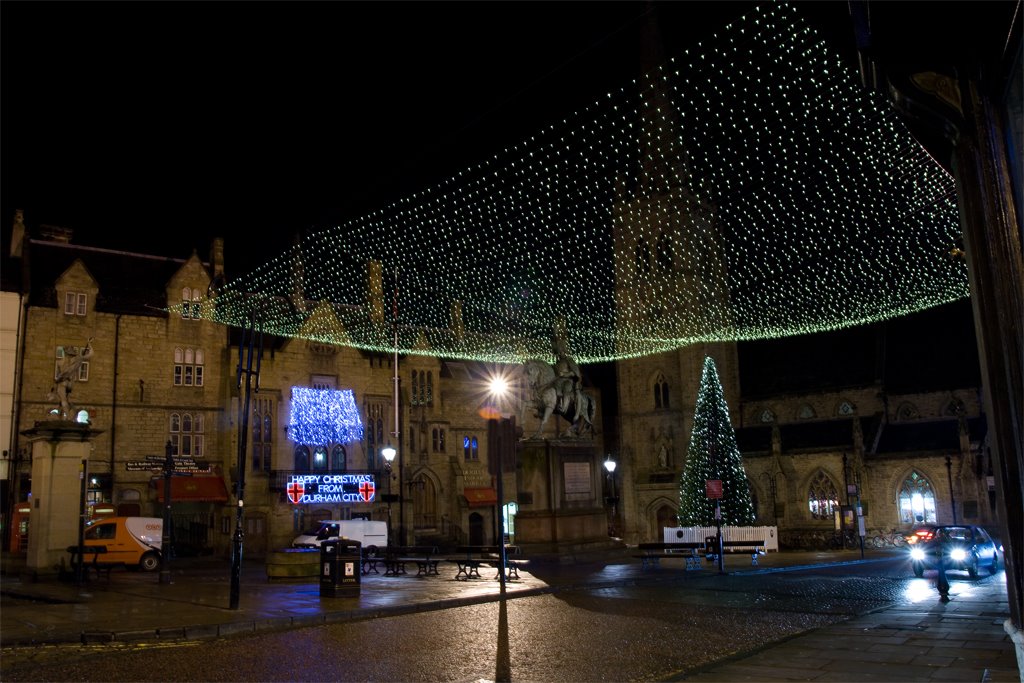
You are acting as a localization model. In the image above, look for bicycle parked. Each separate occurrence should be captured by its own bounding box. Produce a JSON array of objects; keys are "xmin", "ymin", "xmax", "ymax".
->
[{"xmin": 869, "ymin": 527, "xmax": 907, "ymax": 548}]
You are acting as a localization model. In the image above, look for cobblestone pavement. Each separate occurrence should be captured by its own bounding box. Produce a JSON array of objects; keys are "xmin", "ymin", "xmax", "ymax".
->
[{"xmin": 1, "ymin": 548, "xmax": 1020, "ymax": 682}]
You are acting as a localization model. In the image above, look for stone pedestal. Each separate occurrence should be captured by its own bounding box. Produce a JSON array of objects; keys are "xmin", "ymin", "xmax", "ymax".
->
[
  {"xmin": 514, "ymin": 439, "xmax": 611, "ymax": 557},
  {"xmin": 21, "ymin": 420, "xmax": 103, "ymax": 578}
]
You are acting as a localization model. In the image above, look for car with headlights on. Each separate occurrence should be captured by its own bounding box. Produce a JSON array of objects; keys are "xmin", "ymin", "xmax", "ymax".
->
[{"xmin": 909, "ymin": 524, "xmax": 1000, "ymax": 578}]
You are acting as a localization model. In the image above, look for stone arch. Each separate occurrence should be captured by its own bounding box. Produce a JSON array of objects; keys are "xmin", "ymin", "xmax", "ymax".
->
[
  {"xmin": 800, "ymin": 468, "xmax": 841, "ymax": 522},
  {"xmin": 408, "ymin": 466, "xmax": 441, "ymax": 532},
  {"xmin": 836, "ymin": 399, "xmax": 856, "ymax": 417},
  {"xmin": 644, "ymin": 495, "xmax": 679, "ymax": 543},
  {"xmin": 895, "ymin": 401, "xmax": 919, "ymax": 421}
]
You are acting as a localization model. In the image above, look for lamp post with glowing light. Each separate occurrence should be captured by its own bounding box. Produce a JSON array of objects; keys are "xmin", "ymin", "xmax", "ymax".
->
[
  {"xmin": 604, "ymin": 456, "xmax": 618, "ymax": 537},
  {"xmin": 487, "ymin": 372, "xmax": 510, "ymax": 589},
  {"xmin": 381, "ymin": 446, "xmax": 397, "ymax": 548}
]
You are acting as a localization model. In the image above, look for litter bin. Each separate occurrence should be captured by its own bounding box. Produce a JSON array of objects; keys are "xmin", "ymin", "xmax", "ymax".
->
[
  {"xmin": 320, "ymin": 539, "xmax": 361, "ymax": 598},
  {"xmin": 704, "ymin": 536, "xmax": 718, "ymax": 561}
]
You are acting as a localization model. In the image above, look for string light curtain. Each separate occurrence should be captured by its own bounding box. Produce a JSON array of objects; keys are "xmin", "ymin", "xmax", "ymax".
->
[{"xmin": 184, "ymin": 3, "xmax": 966, "ymax": 364}]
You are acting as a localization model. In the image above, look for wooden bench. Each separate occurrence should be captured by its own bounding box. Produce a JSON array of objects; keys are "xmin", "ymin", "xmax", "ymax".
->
[
  {"xmin": 634, "ymin": 542, "xmax": 704, "ymax": 570},
  {"xmin": 448, "ymin": 545, "xmax": 494, "ymax": 580},
  {"xmin": 703, "ymin": 538, "xmax": 766, "ymax": 566},
  {"xmin": 384, "ymin": 546, "xmax": 440, "ymax": 577}
]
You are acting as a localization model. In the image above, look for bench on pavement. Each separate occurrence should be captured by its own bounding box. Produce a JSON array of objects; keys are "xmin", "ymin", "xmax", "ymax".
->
[
  {"xmin": 448, "ymin": 545, "xmax": 524, "ymax": 580},
  {"xmin": 703, "ymin": 538, "xmax": 766, "ymax": 566},
  {"xmin": 634, "ymin": 542, "xmax": 705, "ymax": 570},
  {"xmin": 384, "ymin": 546, "xmax": 440, "ymax": 577},
  {"xmin": 66, "ymin": 544, "xmax": 120, "ymax": 580}
]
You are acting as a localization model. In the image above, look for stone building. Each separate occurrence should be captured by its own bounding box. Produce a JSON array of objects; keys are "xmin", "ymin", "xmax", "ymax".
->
[
  {"xmin": 2, "ymin": 218, "xmax": 608, "ymax": 559},
  {"xmin": 613, "ymin": 300, "xmax": 993, "ymax": 547}
]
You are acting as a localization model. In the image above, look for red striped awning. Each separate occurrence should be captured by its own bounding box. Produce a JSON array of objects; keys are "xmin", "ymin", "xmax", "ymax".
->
[{"xmin": 463, "ymin": 487, "xmax": 497, "ymax": 507}]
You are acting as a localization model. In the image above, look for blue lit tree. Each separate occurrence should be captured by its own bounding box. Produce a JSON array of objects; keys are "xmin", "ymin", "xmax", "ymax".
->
[{"xmin": 677, "ymin": 356, "xmax": 755, "ymax": 526}]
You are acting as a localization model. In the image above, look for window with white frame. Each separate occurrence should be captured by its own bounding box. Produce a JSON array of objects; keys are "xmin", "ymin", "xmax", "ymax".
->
[
  {"xmin": 64, "ymin": 292, "xmax": 87, "ymax": 316},
  {"xmin": 55, "ymin": 346, "xmax": 90, "ymax": 381},
  {"xmin": 169, "ymin": 412, "xmax": 204, "ymax": 456},
  {"xmin": 173, "ymin": 347, "xmax": 205, "ymax": 386},
  {"xmin": 180, "ymin": 287, "xmax": 202, "ymax": 320}
]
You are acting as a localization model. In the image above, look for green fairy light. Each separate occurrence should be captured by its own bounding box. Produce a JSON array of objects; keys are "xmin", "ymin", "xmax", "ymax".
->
[{"xmin": 172, "ymin": 2, "xmax": 967, "ymax": 364}]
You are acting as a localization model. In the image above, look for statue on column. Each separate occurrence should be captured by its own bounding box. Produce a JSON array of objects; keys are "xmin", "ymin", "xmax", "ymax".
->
[{"xmin": 48, "ymin": 338, "xmax": 93, "ymax": 420}]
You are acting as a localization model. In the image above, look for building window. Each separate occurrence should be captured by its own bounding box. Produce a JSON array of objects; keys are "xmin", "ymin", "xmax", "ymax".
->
[
  {"xmin": 797, "ymin": 404, "xmax": 816, "ymax": 420},
  {"xmin": 635, "ymin": 240, "xmax": 651, "ymax": 274},
  {"xmin": 331, "ymin": 445, "xmax": 346, "ymax": 471},
  {"xmin": 311, "ymin": 375, "xmax": 336, "ymax": 390},
  {"xmin": 64, "ymin": 291, "xmax": 87, "ymax": 316},
  {"xmin": 365, "ymin": 401, "xmax": 388, "ymax": 471},
  {"xmin": 173, "ymin": 347, "xmax": 205, "ymax": 387},
  {"xmin": 294, "ymin": 446, "xmax": 310, "ymax": 471},
  {"xmin": 409, "ymin": 426, "xmax": 416, "ymax": 452},
  {"xmin": 426, "ymin": 372, "xmax": 433, "ymax": 404},
  {"xmin": 837, "ymin": 401, "xmax": 855, "ymax": 416},
  {"xmin": 252, "ymin": 397, "xmax": 274, "ymax": 473},
  {"xmin": 432, "ymin": 428, "xmax": 446, "ymax": 453},
  {"xmin": 464, "ymin": 435, "xmax": 479, "ymax": 461},
  {"xmin": 807, "ymin": 471, "xmax": 839, "ymax": 520},
  {"xmin": 654, "ymin": 374, "xmax": 669, "ymax": 409},
  {"xmin": 180, "ymin": 287, "xmax": 201, "ymax": 320},
  {"xmin": 169, "ymin": 412, "xmax": 204, "ymax": 457},
  {"xmin": 55, "ymin": 346, "xmax": 90, "ymax": 382},
  {"xmin": 312, "ymin": 446, "xmax": 328, "ymax": 471},
  {"xmin": 656, "ymin": 232, "xmax": 674, "ymax": 272},
  {"xmin": 759, "ymin": 409, "xmax": 776, "ymax": 423},
  {"xmin": 898, "ymin": 471, "xmax": 937, "ymax": 525}
]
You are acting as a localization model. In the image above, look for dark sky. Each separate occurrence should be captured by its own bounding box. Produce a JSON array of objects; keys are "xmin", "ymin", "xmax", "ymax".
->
[{"xmin": 1, "ymin": 1, "xmax": 857, "ymax": 276}]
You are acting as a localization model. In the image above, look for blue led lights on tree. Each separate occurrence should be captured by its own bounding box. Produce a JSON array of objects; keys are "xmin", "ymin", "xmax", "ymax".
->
[
  {"xmin": 288, "ymin": 387, "xmax": 364, "ymax": 446},
  {"xmin": 677, "ymin": 356, "xmax": 756, "ymax": 526}
]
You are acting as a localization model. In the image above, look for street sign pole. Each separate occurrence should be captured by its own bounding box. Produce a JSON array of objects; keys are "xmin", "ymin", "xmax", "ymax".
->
[{"xmin": 160, "ymin": 440, "xmax": 173, "ymax": 585}]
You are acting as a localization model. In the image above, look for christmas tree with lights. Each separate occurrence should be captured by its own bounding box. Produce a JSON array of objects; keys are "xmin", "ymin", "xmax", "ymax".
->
[{"xmin": 677, "ymin": 356, "xmax": 756, "ymax": 526}]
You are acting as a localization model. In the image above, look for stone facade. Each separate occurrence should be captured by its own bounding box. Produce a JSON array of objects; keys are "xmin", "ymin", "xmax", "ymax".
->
[{"xmin": 6, "ymin": 232, "xmax": 606, "ymax": 559}]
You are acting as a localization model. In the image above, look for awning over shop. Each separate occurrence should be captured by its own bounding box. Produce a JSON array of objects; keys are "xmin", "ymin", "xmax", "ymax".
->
[
  {"xmin": 463, "ymin": 487, "xmax": 497, "ymax": 508},
  {"xmin": 154, "ymin": 475, "xmax": 230, "ymax": 503}
]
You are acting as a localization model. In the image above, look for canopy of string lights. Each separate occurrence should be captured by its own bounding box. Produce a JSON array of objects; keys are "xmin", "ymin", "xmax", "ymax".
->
[{"xmin": 180, "ymin": 3, "xmax": 966, "ymax": 364}]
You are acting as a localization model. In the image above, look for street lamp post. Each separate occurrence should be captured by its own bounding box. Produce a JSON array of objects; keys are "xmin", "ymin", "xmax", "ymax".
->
[
  {"xmin": 604, "ymin": 456, "xmax": 618, "ymax": 537},
  {"xmin": 381, "ymin": 446, "xmax": 397, "ymax": 548},
  {"xmin": 945, "ymin": 453, "xmax": 958, "ymax": 524}
]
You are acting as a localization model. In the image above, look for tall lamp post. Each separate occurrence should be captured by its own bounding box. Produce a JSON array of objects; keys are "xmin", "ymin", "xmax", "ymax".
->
[
  {"xmin": 945, "ymin": 453, "xmax": 958, "ymax": 524},
  {"xmin": 381, "ymin": 446, "xmax": 397, "ymax": 548},
  {"xmin": 604, "ymin": 456, "xmax": 618, "ymax": 537},
  {"xmin": 486, "ymin": 372, "xmax": 511, "ymax": 589}
]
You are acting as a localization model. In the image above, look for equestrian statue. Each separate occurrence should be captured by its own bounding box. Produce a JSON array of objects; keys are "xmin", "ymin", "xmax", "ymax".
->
[{"xmin": 522, "ymin": 336, "xmax": 596, "ymax": 440}]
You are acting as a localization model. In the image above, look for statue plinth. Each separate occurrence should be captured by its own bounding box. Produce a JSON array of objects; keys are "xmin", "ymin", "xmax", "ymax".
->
[
  {"xmin": 21, "ymin": 420, "xmax": 105, "ymax": 579},
  {"xmin": 513, "ymin": 439, "xmax": 612, "ymax": 558}
]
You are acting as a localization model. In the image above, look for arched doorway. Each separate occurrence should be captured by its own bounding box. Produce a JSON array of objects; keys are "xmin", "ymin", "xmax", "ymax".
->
[
  {"xmin": 468, "ymin": 512, "xmax": 485, "ymax": 545},
  {"xmin": 655, "ymin": 504, "xmax": 676, "ymax": 542}
]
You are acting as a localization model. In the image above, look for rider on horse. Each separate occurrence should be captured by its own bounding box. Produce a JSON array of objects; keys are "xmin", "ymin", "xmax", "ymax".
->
[{"xmin": 552, "ymin": 334, "xmax": 583, "ymax": 421}]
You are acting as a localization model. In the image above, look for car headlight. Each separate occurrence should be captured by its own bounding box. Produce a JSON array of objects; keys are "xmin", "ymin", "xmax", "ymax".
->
[
  {"xmin": 950, "ymin": 548, "xmax": 967, "ymax": 561},
  {"xmin": 910, "ymin": 548, "xmax": 925, "ymax": 561}
]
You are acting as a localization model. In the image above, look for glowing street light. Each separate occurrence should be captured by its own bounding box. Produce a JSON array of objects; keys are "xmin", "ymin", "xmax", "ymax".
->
[
  {"xmin": 381, "ymin": 446, "xmax": 397, "ymax": 548},
  {"xmin": 604, "ymin": 456, "xmax": 618, "ymax": 537}
]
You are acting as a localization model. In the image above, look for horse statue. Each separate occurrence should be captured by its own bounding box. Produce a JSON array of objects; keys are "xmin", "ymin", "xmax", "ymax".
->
[{"xmin": 522, "ymin": 359, "xmax": 596, "ymax": 440}]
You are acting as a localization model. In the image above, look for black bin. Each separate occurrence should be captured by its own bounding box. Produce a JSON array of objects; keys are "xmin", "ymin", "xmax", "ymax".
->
[
  {"xmin": 704, "ymin": 536, "xmax": 719, "ymax": 559},
  {"xmin": 320, "ymin": 539, "xmax": 361, "ymax": 598}
]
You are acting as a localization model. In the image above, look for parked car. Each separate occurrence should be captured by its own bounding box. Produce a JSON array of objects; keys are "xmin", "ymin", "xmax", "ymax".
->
[
  {"xmin": 904, "ymin": 525, "xmax": 937, "ymax": 545},
  {"xmin": 909, "ymin": 524, "xmax": 1000, "ymax": 578}
]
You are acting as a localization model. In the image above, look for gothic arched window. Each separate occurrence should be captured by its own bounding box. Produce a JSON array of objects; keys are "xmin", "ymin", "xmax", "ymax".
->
[
  {"xmin": 898, "ymin": 470, "xmax": 937, "ymax": 524},
  {"xmin": 807, "ymin": 471, "xmax": 839, "ymax": 520}
]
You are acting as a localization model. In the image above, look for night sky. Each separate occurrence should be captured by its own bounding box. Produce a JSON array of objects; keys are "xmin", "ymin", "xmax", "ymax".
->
[
  {"xmin": 0, "ymin": 1, "xmax": 986, "ymax": 393},
  {"xmin": 2, "ymin": 1, "xmax": 857, "ymax": 275}
]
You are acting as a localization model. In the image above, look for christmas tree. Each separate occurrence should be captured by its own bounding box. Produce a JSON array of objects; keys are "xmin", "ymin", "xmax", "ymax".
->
[{"xmin": 677, "ymin": 356, "xmax": 756, "ymax": 526}]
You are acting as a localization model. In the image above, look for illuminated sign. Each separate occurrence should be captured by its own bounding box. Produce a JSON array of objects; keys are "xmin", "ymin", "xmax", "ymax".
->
[{"xmin": 286, "ymin": 474, "xmax": 376, "ymax": 505}]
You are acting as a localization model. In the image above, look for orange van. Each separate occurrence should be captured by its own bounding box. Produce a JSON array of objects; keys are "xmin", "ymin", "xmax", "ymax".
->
[{"xmin": 83, "ymin": 516, "xmax": 163, "ymax": 571}]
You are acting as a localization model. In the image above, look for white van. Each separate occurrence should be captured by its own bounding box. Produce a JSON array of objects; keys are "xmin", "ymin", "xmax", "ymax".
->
[{"xmin": 292, "ymin": 519, "xmax": 387, "ymax": 555}]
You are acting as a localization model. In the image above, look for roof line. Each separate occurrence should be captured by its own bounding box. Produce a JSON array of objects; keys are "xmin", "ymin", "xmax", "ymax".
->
[{"xmin": 29, "ymin": 239, "xmax": 207, "ymax": 265}]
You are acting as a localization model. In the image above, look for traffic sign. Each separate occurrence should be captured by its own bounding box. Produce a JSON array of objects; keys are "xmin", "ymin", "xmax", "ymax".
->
[
  {"xmin": 705, "ymin": 479, "xmax": 723, "ymax": 499},
  {"xmin": 126, "ymin": 461, "xmax": 163, "ymax": 471}
]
